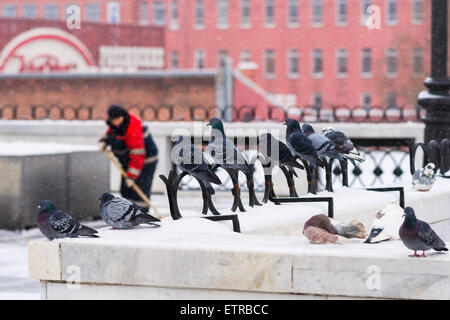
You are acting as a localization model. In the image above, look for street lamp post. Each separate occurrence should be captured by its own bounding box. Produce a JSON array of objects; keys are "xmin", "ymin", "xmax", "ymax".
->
[{"xmin": 418, "ymin": 0, "xmax": 450, "ymax": 143}]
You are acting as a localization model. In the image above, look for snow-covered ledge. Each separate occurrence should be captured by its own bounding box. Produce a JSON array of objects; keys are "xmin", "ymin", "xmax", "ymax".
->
[{"xmin": 29, "ymin": 179, "xmax": 450, "ymax": 300}]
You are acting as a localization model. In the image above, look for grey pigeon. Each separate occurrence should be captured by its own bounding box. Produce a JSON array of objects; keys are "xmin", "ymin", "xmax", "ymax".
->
[
  {"xmin": 322, "ymin": 127, "xmax": 365, "ymax": 165},
  {"xmin": 284, "ymin": 119, "xmax": 324, "ymax": 169},
  {"xmin": 302, "ymin": 123, "xmax": 343, "ymax": 161},
  {"xmin": 399, "ymin": 207, "xmax": 448, "ymax": 257},
  {"xmin": 172, "ymin": 135, "xmax": 222, "ymax": 187},
  {"xmin": 258, "ymin": 133, "xmax": 304, "ymax": 177},
  {"xmin": 36, "ymin": 200, "xmax": 99, "ymax": 240},
  {"xmin": 99, "ymin": 193, "xmax": 160, "ymax": 229},
  {"xmin": 412, "ymin": 163, "xmax": 436, "ymax": 191}
]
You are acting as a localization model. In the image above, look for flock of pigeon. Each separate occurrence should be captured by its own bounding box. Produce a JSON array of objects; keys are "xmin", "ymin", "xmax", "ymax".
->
[{"xmin": 35, "ymin": 118, "xmax": 447, "ymax": 258}]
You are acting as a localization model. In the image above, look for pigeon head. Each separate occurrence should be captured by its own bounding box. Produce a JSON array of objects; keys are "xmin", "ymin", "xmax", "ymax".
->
[
  {"xmin": 423, "ymin": 163, "xmax": 435, "ymax": 177},
  {"xmin": 283, "ymin": 119, "xmax": 301, "ymax": 136},
  {"xmin": 301, "ymin": 124, "xmax": 315, "ymax": 136},
  {"xmin": 99, "ymin": 193, "xmax": 115, "ymax": 203},
  {"xmin": 322, "ymin": 127, "xmax": 334, "ymax": 135},
  {"xmin": 403, "ymin": 207, "xmax": 417, "ymax": 227},
  {"xmin": 37, "ymin": 200, "xmax": 56, "ymax": 213},
  {"xmin": 207, "ymin": 118, "xmax": 225, "ymax": 134}
]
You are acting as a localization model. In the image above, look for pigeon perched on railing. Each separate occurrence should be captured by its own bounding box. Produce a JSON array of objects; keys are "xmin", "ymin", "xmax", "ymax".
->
[
  {"xmin": 399, "ymin": 207, "xmax": 448, "ymax": 257},
  {"xmin": 412, "ymin": 163, "xmax": 436, "ymax": 191},
  {"xmin": 301, "ymin": 123, "xmax": 343, "ymax": 161},
  {"xmin": 36, "ymin": 200, "xmax": 99, "ymax": 240},
  {"xmin": 172, "ymin": 135, "xmax": 222, "ymax": 187},
  {"xmin": 258, "ymin": 133, "xmax": 304, "ymax": 177},
  {"xmin": 284, "ymin": 119, "xmax": 324, "ymax": 169},
  {"xmin": 98, "ymin": 193, "xmax": 160, "ymax": 229},
  {"xmin": 322, "ymin": 127, "xmax": 365, "ymax": 165}
]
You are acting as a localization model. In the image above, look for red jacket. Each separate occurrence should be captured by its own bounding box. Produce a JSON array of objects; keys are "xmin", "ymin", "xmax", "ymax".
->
[{"xmin": 107, "ymin": 114, "xmax": 145, "ymax": 180}]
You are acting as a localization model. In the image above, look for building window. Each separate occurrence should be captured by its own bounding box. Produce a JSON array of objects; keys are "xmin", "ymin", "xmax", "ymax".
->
[
  {"xmin": 413, "ymin": 48, "xmax": 424, "ymax": 74},
  {"xmin": 361, "ymin": 92, "xmax": 372, "ymax": 109},
  {"xmin": 195, "ymin": 0, "xmax": 205, "ymax": 28},
  {"xmin": 336, "ymin": 49, "xmax": 347, "ymax": 77},
  {"xmin": 217, "ymin": 0, "xmax": 229, "ymax": 28},
  {"xmin": 312, "ymin": 49, "xmax": 323, "ymax": 77},
  {"xmin": 241, "ymin": 0, "xmax": 251, "ymax": 28},
  {"xmin": 107, "ymin": 2, "xmax": 121, "ymax": 24},
  {"xmin": 265, "ymin": 49, "xmax": 276, "ymax": 78},
  {"xmin": 2, "ymin": 4, "xmax": 17, "ymax": 18},
  {"xmin": 86, "ymin": 3, "xmax": 101, "ymax": 22},
  {"xmin": 312, "ymin": 0, "xmax": 323, "ymax": 26},
  {"xmin": 288, "ymin": 0, "xmax": 299, "ymax": 26},
  {"xmin": 153, "ymin": 1, "xmax": 165, "ymax": 25},
  {"xmin": 412, "ymin": 0, "xmax": 423, "ymax": 24},
  {"xmin": 265, "ymin": 0, "xmax": 275, "ymax": 27},
  {"xmin": 195, "ymin": 50, "xmax": 206, "ymax": 69},
  {"xmin": 387, "ymin": 92, "xmax": 397, "ymax": 109},
  {"xmin": 312, "ymin": 93, "xmax": 323, "ymax": 110},
  {"xmin": 23, "ymin": 4, "xmax": 38, "ymax": 19},
  {"xmin": 361, "ymin": 0, "xmax": 371, "ymax": 25},
  {"xmin": 288, "ymin": 49, "xmax": 299, "ymax": 78},
  {"xmin": 218, "ymin": 50, "xmax": 228, "ymax": 65},
  {"xmin": 336, "ymin": 0, "xmax": 347, "ymax": 25},
  {"xmin": 170, "ymin": 51, "xmax": 179, "ymax": 69},
  {"xmin": 361, "ymin": 48, "xmax": 372, "ymax": 77},
  {"xmin": 386, "ymin": 0, "xmax": 397, "ymax": 25},
  {"xmin": 138, "ymin": 2, "xmax": 148, "ymax": 25},
  {"xmin": 44, "ymin": 4, "xmax": 59, "ymax": 20},
  {"xmin": 386, "ymin": 48, "xmax": 398, "ymax": 77},
  {"xmin": 240, "ymin": 50, "xmax": 252, "ymax": 62},
  {"xmin": 170, "ymin": 1, "xmax": 179, "ymax": 29}
]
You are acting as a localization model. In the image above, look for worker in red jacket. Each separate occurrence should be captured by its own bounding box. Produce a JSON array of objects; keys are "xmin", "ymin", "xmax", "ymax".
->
[{"xmin": 99, "ymin": 105, "xmax": 158, "ymax": 212}]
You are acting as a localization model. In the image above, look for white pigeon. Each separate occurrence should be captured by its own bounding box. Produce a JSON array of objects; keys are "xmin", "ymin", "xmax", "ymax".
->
[
  {"xmin": 412, "ymin": 163, "xmax": 436, "ymax": 191},
  {"xmin": 364, "ymin": 203, "xmax": 404, "ymax": 243}
]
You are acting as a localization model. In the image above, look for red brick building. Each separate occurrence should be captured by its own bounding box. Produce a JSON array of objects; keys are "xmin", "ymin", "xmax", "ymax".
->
[{"xmin": 0, "ymin": 0, "xmax": 432, "ymax": 111}]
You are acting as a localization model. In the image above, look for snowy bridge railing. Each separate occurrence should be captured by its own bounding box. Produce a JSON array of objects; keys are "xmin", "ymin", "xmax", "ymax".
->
[{"xmin": 1, "ymin": 104, "xmax": 425, "ymax": 123}]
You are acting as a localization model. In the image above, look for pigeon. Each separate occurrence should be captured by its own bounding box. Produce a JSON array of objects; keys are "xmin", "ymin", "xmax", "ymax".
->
[
  {"xmin": 412, "ymin": 163, "xmax": 436, "ymax": 192},
  {"xmin": 322, "ymin": 127, "xmax": 365, "ymax": 165},
  {"xmin": 304, "ymin": 214, "xmax": 338, "ymax": 234},
  {"xmin": 365, "ymin": 203, "xmax": 404, "ymax": 243},
  {"xmin": 303, "ymin": 226, "xmax": 339, "ymax": 244},
  {"xmin": 330, "ymin": 219, "xmax": 367, "ymax": 239},
  {"xmin": 258, "ymin": 133, "xmax": 304, "ymax": 177},
  {"xmin": 171, "ymin": 135, "xmax": 222, "ymax": 188},
  {"xmin": 98, "ymin": 193, "xmax": 160, "ymax": 229},
  {"xmin": 302, "ymin": 123, "xmax": 343, "ymax": 161},
  {"xmin": 36, "ymin": 200, "xmax": 99, "ymax": 240},
  {"xmin": 399, "ymin": 207, "xmax": 447, "ymax": 257},
  {"xmin": 284, "ymin": 119, "xmax": 324, "ymax": 169}
]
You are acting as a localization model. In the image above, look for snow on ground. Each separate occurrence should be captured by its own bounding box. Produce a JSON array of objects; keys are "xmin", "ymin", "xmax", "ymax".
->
[{"xmin": 0, "ymin": 141, "xmax": 97, "ymax": 156}]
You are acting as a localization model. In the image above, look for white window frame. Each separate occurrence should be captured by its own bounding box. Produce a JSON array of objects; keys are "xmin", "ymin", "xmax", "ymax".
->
[
  {"xmin": 86, "ymin": 2, "xmax": 101, "ymax": 22},
  {"xmin": 170, "ymin": 51, "xmax": 179, "ymax": 69},
  {"xmin": 169, "ymin": 1, "xmax": 179, "ymax": 30},
  {"xmin": 44, "ymin": 3, "xmax": 59, "ymax": 20},
  {"xmin": 361, "ymin": 48, "xmax": 372, "ymax": 78},
  {"xmin": 287, "ymin": 0, "xmax": 299, "ymax": 28},
  {"xmin": 335, "ymin": 0, "xmax": 347, "ymax": 26},
  {"xmin": 241, "ymin": 0, "xmax": 251, "ymax": 29},
  {"xmin": 336, "ymin": 48, "xmax": 348, "ymax": 78},
  {"xmin": 194, "ymin": 50, "xmax": 206, "ymax": 69},
  {"xmin": 107, "ymin": 2, "xmax": 121, "ymax": 24},
  {"xmin": 195, "ymin": 0, "xmax": 205, "ymax": 29},
  {"xmin": 312, "ymin": 49, "xmax": 323, "ymax": 78},
  {"xmin": 413, "ymin": 47, "xmax": 424, "ymax": 75},
  {"xmin": 152, "ymin": 1, "xmax": 165, "ymax": 26},
  {"xmin": 385, "ymin": 48, "xmax": 398, "ymax": 77},
  {"xmin": 361, "ymin": 0, "xmax": 371, "ymax": 26},
  {"xmin": 287, "ymin": 49, "xmax": 299, "ymax": 79},
  {"xmin": 386, "ymin": 0, "xmax": 398, "ymax": 25},
  {"xmin": 265, "ymin": 49, "xmax": 276, "ymax": 79},
  {"xmin": 138, "ymin": 2, "xmax": 148, "ymax": 25},
  {"xmin": 3, "ymin": 4, "xmax": 17, "ymax": 18},
  {"xmin": 23, "ymin": 3, "xmax": 38, "ymax": 19},
  {"xmin": 265, "ymin": 0, "xmax": 275, "ymax": 28},
  {"xmin": 311, "ymin": 0, "xmax": 324, "ymax": 27},
  {"xmin": 412, "ymin": 0, "xmax": 424, "ymax": 25},
  {"xmin": 361, "ymin": 92, "xmax": 372, "ymax": 109},
  {"xmin": 217, "ymin": 0, "xmax": 229, "ymax": 29}
]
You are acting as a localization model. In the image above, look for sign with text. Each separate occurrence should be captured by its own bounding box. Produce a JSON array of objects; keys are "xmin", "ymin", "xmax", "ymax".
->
[{"xmin": 99, "ymin": 46, "xmax": 165, "ymax": 70}]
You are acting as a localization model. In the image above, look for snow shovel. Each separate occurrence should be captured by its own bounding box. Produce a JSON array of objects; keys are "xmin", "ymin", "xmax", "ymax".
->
[{"xmin": 102, "ymin": 149, "xmax": 161, "ymax": 217}]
